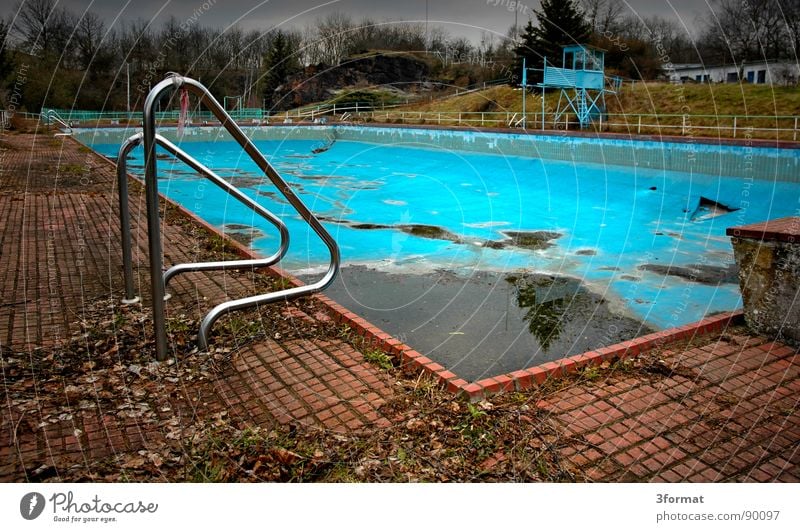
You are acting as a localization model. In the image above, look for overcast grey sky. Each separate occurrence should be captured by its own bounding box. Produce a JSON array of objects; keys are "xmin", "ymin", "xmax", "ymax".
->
[{"xmin": 5, "ymin": 0, "xmax": 708, "ymax": 43}]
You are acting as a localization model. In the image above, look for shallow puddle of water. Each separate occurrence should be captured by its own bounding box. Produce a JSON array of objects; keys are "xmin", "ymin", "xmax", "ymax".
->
[{"xmin": 302, "ymin": 265, "xmax": 650, "ymax": 382}]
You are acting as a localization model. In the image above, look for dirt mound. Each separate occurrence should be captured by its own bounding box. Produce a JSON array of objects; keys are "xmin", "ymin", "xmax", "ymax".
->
[{"xmin": 271, "ymin": 52, "xmax": 430, "ymax": 110}]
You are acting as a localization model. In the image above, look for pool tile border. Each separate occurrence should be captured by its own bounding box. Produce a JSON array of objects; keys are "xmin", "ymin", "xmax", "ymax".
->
[
  {"xmin": 91, "ymin": 136, "xmax": 748, "ymax": 402},
  {"xmin": 325, "ymin": 308, "xmax": 745, "ymax": 402}
]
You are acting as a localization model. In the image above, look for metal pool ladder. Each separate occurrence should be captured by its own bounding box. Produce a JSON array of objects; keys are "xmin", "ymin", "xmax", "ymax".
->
[
  {"xmin": 44, "ymin": 109, "xmax": 73, "ymax": 136},
  {"xmin": 117, "ymin": 74, "xmax": 340, "ymax": 361}
]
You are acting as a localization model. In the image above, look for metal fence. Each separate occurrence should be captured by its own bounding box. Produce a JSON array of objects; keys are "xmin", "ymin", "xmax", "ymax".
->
[
  {"xmin": 9, "ymin": 106, "xmax": 800, "ymax": 141},
  {"xmin": 39, "ymin": 107, "xmax": 266, "ymax": 126},
  {"xmin": 296, "ymin": 107, "xmax": 800, "ymax": 141}
]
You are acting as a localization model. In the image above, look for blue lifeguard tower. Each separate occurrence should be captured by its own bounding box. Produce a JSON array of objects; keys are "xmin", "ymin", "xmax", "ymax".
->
[{"xmin": 522, "ymin": 44, "xmax": 620, "ymax": 129}]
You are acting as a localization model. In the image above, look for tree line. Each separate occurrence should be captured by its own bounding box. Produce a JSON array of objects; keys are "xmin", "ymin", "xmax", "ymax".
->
[
  {"xmin": 0, "ymin": 0, "xmax": 517, "ymax": 113},
  {"xmin": 1, "ymin": 0, "xmax": 799, "ymax": 113}
]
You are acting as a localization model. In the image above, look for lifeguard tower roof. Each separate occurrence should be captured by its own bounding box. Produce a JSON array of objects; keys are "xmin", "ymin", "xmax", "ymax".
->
[
  {"xmin": 559, "ymin": 44, "xmax": 606, "ymax": 73},
  {"xmin": 561, "ymin": 44, "xmax": 607, "ymax": 53}
]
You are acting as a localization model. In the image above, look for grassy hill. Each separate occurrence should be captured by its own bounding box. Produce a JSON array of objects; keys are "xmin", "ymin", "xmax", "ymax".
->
[
  {"xmin": 316, "ymin": 82, "xmax": 800, "ymax": 140},
  {"xmin": 608, "ymin": 82, "xmax": 800, "ymax": 117}
]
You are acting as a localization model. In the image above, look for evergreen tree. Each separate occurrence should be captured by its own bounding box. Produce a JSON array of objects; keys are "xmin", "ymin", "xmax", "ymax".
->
[
  {"xmin": 510, "ymin": 20, "xmax": 537, "ymax": 85},
  {"xmin": 513, "ymin": 0, "xmax": 592, "ymax": 84},
  {"xmin": 262, "ymin": 31, "xmax": 300, "ymax": 110}
]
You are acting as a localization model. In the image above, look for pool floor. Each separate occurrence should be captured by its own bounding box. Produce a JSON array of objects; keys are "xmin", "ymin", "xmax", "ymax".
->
[{"xmin": 304, "ymin": 266, "xmax": 649, "ymax": 381}]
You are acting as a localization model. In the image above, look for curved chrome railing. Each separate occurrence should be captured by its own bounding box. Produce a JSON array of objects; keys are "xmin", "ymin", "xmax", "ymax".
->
[
  {"xmin": 116, "ymin": 132, "xmax": 291, "ymax": 303},
  {"xmin": 44, "ymin": 109, "xmax": 73, "ymax": 136},
  {"xmin": 121, "ymin": 74, "xmax": 340, "ymax": 360}
]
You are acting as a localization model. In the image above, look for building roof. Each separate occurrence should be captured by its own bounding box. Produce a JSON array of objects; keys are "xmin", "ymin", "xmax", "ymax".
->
[{"xmin": 667, "ymin": 59, "xmax": 797, "ymax": 72}]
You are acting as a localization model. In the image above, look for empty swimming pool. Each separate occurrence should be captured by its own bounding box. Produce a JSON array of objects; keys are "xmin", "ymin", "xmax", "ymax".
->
[{"xmin": 80, "ymin": 125, "xmax": 800, "ymax": 380}]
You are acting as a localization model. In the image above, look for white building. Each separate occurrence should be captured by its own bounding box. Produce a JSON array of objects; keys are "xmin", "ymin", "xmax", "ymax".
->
[{"xmin": 663, "ymin": 60, "xmax": 799, "ymax": 85}]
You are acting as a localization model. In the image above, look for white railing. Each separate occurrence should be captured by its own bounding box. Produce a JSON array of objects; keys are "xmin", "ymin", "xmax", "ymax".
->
[
  {"xmin": 23, "ymin": 104, "xmax": 800, "ymax": 141},
  {"xmin": 306, "ymin": 109, "xmax": 800, "ymax": 141}
]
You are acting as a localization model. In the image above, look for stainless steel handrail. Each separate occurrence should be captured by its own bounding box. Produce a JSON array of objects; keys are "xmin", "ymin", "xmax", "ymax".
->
[
  {"xmin": 117, "ymin": 133, "xmax": 143, "ymax": 305},
  {"xmin": 155, "ymin": 134, "xmax": 291, "ymax": 288},
  {"xmin": 116, "ymin": 132, "xmax": 290, "ymax": 304},
  {"xmin": 138, "ymin": 74, "xmax": 340, "ymax": 360},
  {"xmin": 44, "ymin": 110, "xmax": 73, "ymax": 135}
]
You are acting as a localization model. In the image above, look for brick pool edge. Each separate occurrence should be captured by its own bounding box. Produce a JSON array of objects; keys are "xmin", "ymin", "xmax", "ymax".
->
[{"xmin": 77, "ymin": 135, "xmax": 747, "ymax": 401}]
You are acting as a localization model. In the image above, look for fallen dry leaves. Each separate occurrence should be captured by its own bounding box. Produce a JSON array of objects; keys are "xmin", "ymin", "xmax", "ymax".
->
[{"xmin": 3, "ymin": 284, "xmax": 742, "ymax": 482}]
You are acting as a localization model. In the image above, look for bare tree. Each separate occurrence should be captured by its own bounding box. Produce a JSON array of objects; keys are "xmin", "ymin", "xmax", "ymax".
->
[
  {"xmin": 348, "ymin": 17, "xmax": 378, "ymax": 52},
  {"xmin": 777, "ymin": 0, "xmax": 800, "ymax": 57},
  {"xmin": 0, "ymin": 16, "xmax": 12, "ymax": 58},
  {"xmin": 0, "ymin": 17, "xmax": 12, "ymax": 95},
  {"xmin": 618, "ymin": 15, "xmax": 696, "ymax": 63},
  {"xmin": 74, "ymin": 12, "xmax": 106, "ymax": 71},
  {"xmin": 13, "ymin": 0, "xmax": 72, "ymax": 56},
  {"xmin": 581, "ymin": 0, "xmax": 624, "ymax": 34},
  {"xmin": 119, "ymin": 20, "xmax": 155, "ymax": 73},
  {"xmin": 747, "ymin": 0, "xmax": 788, "ymax": 59},
  {"xmin": 701, "ymin": 0, "xmax": 788, "ymax": 63},
  {"xmin": 428, "ymin": 26, "xmax": 449, "ymax": 54},
  {"xmin": 314, "ymin": 12, "xmax": 354, "ymax": 65}
]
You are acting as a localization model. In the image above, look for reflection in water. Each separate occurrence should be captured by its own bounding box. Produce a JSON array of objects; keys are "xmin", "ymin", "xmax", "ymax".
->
[{"xmin": 508, "ymin": 275, "xmax": 581, "ymax": 352}]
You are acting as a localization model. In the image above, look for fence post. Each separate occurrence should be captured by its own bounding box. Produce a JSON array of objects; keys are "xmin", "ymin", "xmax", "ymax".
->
[
  {"xmin": 599, "ymin": 113, "xmax": 603, "ymax": 132},
  {"xmin": 481, "ymin": 112, "xmax": 484, "ymax": 127},
  {"xmin": 438, "ymin": 113, "xmax": 441, "ymax": 125},
  {"xmin": 333, "ymin": 104, "xmax": 336, "ymax": 115},
  {"xmin": 565, "ymin": 114, "xmax": 569, "ymax": 130},
  {"xmin": 458, "ymin": 113, "xmax": 461, "ymax": 126},
  {"xmin": 795, "ymin": 117, "xmax": 798, "ymax": 141},
  {"xmin": 682, "ymin": 115, "xmax": 686, "ymax": 135},
  {"xmin": 638, "ymin": 115, "xmax": 642, "ymax": 135},
  {"xmin": 356, "ymin": 102, "xmax": 360, "ymax": 113},
  {"xmin": 733, "ymin": 116, "xmax": 737, "ymax": 138}
]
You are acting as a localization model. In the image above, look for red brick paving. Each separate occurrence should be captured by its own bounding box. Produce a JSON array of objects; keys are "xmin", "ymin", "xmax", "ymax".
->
[
  {"xmin": 1, "ymin": 132, "xmax": 798, "ymax": 482},
  {"xmin": 726, "ymin": 215, "xmax": 800, "ymax": 243},
  {"xmin": 540, "ymin": 331, "xmax": 800, "ymax": 481},
  {"xmin": 0, "ymin": 134, "xmax": 396, "ymax": 480}
]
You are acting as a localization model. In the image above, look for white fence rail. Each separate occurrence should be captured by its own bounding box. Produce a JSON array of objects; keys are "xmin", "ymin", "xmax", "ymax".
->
[
  {"xmin": 6, "ymin": 107, "xmax": 799, "ymax": 141},
  {"xmin": 290, "ymin": 108, "xmax": 800, "ymax": 141}
]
